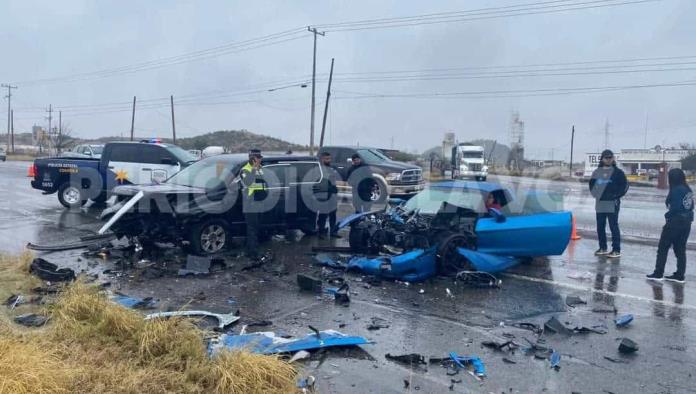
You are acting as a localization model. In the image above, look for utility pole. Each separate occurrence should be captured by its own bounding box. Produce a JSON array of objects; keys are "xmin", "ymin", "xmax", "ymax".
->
[
  {"xmin": 319, "ymin": 58, "xmax": 334, "ymax": 149},
  {"xmin": 643, "ymin": 112, "xmax": 649, "ymax": 149},
  {"xmin": 170, "ymin": 95, "xmax": 176, "ymax": 144},
  {"xmin": 307, "ymin": 26, "xmax": 325, "ymax": 155},
  {"xmin": 2, "ymin": 84, "xmax": 17, "ymax": 152},
  {"xmin": 569, "ymin": 125, "xmax": 575, "ymax": 177},
  {"xmin": 58, "ymin": 111, "xmax": 62, "ymax": 154},
  {"xmin": 130, "ymin": 96, "xmax": 136, "ymax": 141},
  {"xmin": 603, "ymin": 118, "xmax": 610, "ymax": 149},
  {"xmin": 10, "ymin": 109, "xmax": 14, "ymax": 153}
]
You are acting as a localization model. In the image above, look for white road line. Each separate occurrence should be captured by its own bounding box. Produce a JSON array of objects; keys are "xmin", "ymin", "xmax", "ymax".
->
[{"xmin": 504, "ymin": 273, "xmax": 696, "ymax": 312}]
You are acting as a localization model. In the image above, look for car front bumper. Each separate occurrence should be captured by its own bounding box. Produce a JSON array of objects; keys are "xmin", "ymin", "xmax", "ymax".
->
[{"xmin": 388, "ymin": 181, "xmax": 425, "ymax": 195}]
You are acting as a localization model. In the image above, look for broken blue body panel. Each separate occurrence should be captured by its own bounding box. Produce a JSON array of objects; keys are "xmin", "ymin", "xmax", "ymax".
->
[
  {"xmin": 550, "ymin": 350, "xmax": 561, "ymax": 369},
  {"xmin": 614, "ymin": 314, "xmax": 634, "ymax": 327},
  {"xmin": 209, "ymin": 330, "xmax": 372, "ymax": 355},
  {"xmin": 347, "ymin": 248, "xmax": 437, "ymax": 282},
  {"xmin": 449, "ymin": 352, "xmax": 486, "ymax": 377},
  {"xmin": 456, "ymin": 248, "xmax": 519, "ymax": 274},
  {"xmin": 111, "ymin": 294, "xmax": 158, "ymax": 309}
]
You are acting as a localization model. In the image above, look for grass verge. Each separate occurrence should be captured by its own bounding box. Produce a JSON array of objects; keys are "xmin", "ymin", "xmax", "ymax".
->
[{"xmin": 0, "ymin": 254, "xmax": 298, "ymax": 394}]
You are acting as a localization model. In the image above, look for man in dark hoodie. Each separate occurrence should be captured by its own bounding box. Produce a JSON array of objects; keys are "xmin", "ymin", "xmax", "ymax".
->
[
  {"xmin": 647, "ymin": 168, "xmax": 694, "ymax": 283},
  {"xmin": 589, "ymin": 149, "xmax": 628, "ymax": 258}
]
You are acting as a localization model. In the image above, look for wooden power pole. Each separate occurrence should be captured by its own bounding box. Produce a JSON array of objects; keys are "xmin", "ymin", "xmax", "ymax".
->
[
  {"xmin": 130, "ymin": 96, "xmax": 136, "ymax": 141},
  {"xmin": 2, "ymin": 83, "xmax": 17, "ymax": 152},
  {"xmin": 170, "ymin": 95, "xmax": 176, "ymax": 144},
  {"xmin": 307, "ymin": 26, "xmax": 325, "ymax": 155},
  {"xmin": 569, "ymin": 125, "xmax": 575, "ymax": 177},
  {"xmin": 319, "ymin": 58, "xmax": 334, "ymax": 148}
]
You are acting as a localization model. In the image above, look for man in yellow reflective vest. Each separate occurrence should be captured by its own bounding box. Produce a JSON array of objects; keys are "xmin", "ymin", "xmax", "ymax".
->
[{"xmin": 240, "ymin": 149, "xmax": 265, "ymax": 259}]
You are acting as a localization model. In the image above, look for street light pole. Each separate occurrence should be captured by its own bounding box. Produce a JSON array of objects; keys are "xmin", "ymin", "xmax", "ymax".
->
[{"xmin": 307, "ymin": 26, "xmax": 325, "ymax": 155}]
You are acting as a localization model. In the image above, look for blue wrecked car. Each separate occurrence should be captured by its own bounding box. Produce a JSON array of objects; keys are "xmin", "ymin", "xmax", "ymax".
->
[{"xmin": 340, "ymin": 181, "xmax": 572, "ymax": 278}]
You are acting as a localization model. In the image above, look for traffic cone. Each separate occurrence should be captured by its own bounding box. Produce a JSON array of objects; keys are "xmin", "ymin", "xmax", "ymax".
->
[{"xmin": 571, "ymin": 215, "xmax": 581, "ymax": 240}]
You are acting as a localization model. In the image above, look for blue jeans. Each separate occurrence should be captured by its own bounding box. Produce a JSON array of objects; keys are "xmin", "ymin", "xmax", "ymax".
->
[{"xmin": 596, "ymin": 207, "xmax": 621, "ymax": 252}]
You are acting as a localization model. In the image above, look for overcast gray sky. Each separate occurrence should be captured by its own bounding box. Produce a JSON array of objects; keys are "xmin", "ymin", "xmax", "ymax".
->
[{"xmin": 1, "ymin": 0, "xmax": 695, "ymax": 159}]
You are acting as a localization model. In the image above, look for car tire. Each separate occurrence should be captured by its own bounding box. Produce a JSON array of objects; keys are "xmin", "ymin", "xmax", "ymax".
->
[
  {"xmin": 57, "ymin": 182, "xmax": 87, "ymax": 209},
  {"xmin": 366, "ymin": 178, "xmax": 387, "ymax": 204},
  {"xmin": 189, "ymin": 218, "xmax": 231, "ymax": 255},
  {"xmin": 436, "ymin": 232, "xmax": 477, "ymax": 275}
]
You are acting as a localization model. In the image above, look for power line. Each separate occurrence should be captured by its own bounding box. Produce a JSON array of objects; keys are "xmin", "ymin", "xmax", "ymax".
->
[{"xmin": 314, "ymin": 0, "xmax": 662, "ymax": 32}]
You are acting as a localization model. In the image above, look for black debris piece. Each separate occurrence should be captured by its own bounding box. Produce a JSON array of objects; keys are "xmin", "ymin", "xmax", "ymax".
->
[
  {"xmin": 591, "ymin": 303, "xmax": 618, "ymax": 314},
  {"xmin": 333, "ymin": 283, "xmax": 350, "ymax": 305},
  {"xmin": 502, "ymin": 357, "xmax": 517, "ymax": 364},
  {"xmin": 511, "ymin": 322, "xmax": 543, "ymax": 334},
  {"xmin": 403, "ymin": 379, "xmax": 410, "ymax": 389},
  {"xmin": 385, "ymin": 353, "xmax": 427, "ymax": 366},
  {"xmin": 545, "ymin": 316, "xmax": 573, "ymax": 335},
  {"xmin": 30, "ymin": 258, "xmax": 75, "ymax": 282},
  {"xmin": 618, "ymin": 338, "xmax": 639, "ymax": 354},
  {"xmin": 246, "ymin": 320, "xmax": 273, "ymax": 327},
  {"xmin": 242, "ymin": 252, "xmax": 274, "ymax": 271},
  {"xmin": 573, "ymin": 325, "xmax": 608, "ymax": 335},
  {"xmin": 297, "ymin": 274, "xmax": 322, "ymax": 292},
  {"xmin": 32, "ymin": 284, "xmax": 62, "ymax": 295},
  {"xmin": 481, "ymin": 340, "xmax": 518, "ymax": 351},
  {"xmin": 185, "ymin": 255, "xmax": 211, "ymax": 273},
  {"xmin": 14, "ymin": 313, "xmax": 49, "ymax": 327},
  {"xmin": 367, "ymin": 317, "xmax": 390, "ymax": 330},
  {"xmin": 604, "ymin": 356, "xmax": 628, "ymax": 364},
  {"xmin": 566, "ymin": 295, "xmax": 587, "ymax": 307}
]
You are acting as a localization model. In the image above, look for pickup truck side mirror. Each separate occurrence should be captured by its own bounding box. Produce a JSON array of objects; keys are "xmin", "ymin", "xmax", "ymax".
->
[
  {"xmin": 161, "ymin": 157, "xmax": 178, "ymax": 166},
  {"xmin": 488, "ymin": 208, "xmax": 506, "ymax": 223}
]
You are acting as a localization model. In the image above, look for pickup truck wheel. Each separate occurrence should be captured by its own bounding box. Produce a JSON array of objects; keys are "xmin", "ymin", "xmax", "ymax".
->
[
  {"xmin": 58, "ymin": 182, "xmax": 86, "ymax": 208},
  {"xmin": 480, "ymin": 176, "xmax": 487, "ymax": 182},
  {"xmin": 190, "ymin": 218, "xmax": 230, "ymax": 255},
  {"xmin": 367, "ymin": 178, "xmax": 388, "ymax": 204}
]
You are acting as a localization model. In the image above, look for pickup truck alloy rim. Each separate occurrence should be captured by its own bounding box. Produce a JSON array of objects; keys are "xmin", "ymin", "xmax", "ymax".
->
[
  {"xmin": 201, "ymin": 224, "xmax": 225, "ymax": 253},
  {"xmin": 63, "ymin": 186, "xmax": 81, "ymax": 205},
  {"xmin": 370, "ymin": 183, "xmax": 381, "ymax": 201}
]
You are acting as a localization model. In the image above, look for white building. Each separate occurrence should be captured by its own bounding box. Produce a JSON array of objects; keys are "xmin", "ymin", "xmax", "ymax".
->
[{"xmin": 584, "ymin": 147, "xmax": 690, "ymax": 177}]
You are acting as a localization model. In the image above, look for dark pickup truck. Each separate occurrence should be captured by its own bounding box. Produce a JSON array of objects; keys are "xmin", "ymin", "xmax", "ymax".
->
[
  {"xmin": 29, "ymin": 141, "xmax": 196, "ymax": 208},
  {"xmin": 318, "ymin": 145, "xmax": 425, "ymax": 201}
]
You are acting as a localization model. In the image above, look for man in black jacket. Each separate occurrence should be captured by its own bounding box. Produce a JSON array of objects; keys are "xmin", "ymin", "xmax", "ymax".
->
[
  {"xmin": 316, "ymin": 152, "xmax": 341, "ymax": 238},
  {"xmin": 589, "ymin": 149, "xmax": 628, "ymax": 258},
  {"xmin": 346, "ymin": 154, "xmax": 374, "ymax": 213}
]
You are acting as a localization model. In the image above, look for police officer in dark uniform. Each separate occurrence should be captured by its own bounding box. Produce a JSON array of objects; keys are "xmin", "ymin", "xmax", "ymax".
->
[{"xmin": 240, "ymin": 149, "xmax": 265, "ymax": 259}]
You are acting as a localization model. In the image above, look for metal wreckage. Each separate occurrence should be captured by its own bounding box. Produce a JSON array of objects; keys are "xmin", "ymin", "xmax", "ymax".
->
[{"xmin": 335, "ymin": 181, "xmax": 573, "ymax": 282}]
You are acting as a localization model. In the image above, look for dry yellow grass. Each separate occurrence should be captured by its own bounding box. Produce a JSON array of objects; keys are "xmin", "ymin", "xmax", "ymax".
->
[{"xmin": 0, "ymin": 255, "xmax": 299, "ymax": 394}]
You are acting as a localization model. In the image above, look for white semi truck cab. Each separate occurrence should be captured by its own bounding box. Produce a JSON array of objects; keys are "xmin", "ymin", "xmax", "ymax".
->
[{"xmin": 451, "ymin": 144, "xmax": 488, "ymax": 181}]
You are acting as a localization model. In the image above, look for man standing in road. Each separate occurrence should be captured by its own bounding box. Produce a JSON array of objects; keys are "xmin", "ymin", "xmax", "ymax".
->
[
  {"xmin": 240, "ymin": 149, "xmax": 265, "ymax": 260},
  {"xmin": 589, "ymin": 149, "xmax": 628, "ymax": 258},
  {"xmin": 316, "ymin": 152, "xmax": 341, "ymax": 239},
  {"xmin": 346, "ymin": 154, "xmax": 373, "ymax": 213}
]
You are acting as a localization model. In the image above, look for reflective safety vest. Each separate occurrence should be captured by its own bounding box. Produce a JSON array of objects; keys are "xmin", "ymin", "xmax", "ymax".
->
[{"xmin": 241, "ymin": 162, "xmax": 265, "ymax": 196}]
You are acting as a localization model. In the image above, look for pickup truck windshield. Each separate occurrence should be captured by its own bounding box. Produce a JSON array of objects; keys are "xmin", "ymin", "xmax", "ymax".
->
[
  {"xmin": 91, "ymin": 146, "xmax": 104, "ymax": 154},
  {"xmin": 357, "ymin": 148, "xmax": 389, "ymax": 163},
  {"xmin": 460, "ymin": 151, "xmax": 483, "ymax": 159},
  {"xmin": 167, "ymin": 145, "xmax": 198, "ymax": 164},
  {"xmin": 167, "ymin": 158, "xmax": 235, "ymax": 189}
]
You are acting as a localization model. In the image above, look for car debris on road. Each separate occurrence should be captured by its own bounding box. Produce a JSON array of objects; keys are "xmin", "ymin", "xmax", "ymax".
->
[
  {"xmin": 145, "ymin": 310, "xmax": 241, "ymax": 330},
  {"xmin": 209, "ymin": 329, "xmax": 372, "ymax": 355}
]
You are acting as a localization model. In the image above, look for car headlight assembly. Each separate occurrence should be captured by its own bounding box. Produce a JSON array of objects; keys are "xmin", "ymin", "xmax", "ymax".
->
[{"xmin": 385, "ymin": 172, "xmax": 402, "ymax": 182}]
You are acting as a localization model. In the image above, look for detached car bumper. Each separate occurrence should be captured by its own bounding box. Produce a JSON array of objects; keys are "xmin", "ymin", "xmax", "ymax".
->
[{"xmin": 455, "ymin": 171, "xmax": 487, "ymax": 178}]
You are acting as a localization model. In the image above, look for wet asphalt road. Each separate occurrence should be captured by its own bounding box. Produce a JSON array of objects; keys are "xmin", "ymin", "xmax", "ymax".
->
[{"xmin": 1, "ymin": 161, "xmax": 696, "ymax": 393}]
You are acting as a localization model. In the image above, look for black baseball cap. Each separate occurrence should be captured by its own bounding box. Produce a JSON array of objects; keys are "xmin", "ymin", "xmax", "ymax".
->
[{"xmin": 248, "ymin": 149, "xmax": 263, "ymax": 158}]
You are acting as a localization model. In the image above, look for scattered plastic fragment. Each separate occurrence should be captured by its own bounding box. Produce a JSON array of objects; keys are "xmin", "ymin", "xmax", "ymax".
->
[
  {"xmin": 209, "ymin": 329, "xmax": 372, "ymax": 355},
  {"xmin": 502, "ymin": 357, "xmax": 517, "ymax": 364},
  {"xmin": 572, "ymin": 325, "xmax": 607, "ymax": 334},
  {"xmin": 178, "ymin": 254, "xmax": 211, "ymax": 276},
  {"xmin": 591, "ymin": 303, "xmax": 618, "ymax": 314},
  {"xmin": 297, "ymin": 375, "xmax": 316, "ymax": 392},
  {"xmin": 289, "ymin": 350, "xmax": 311, "ymax": 363},
  {"xmin": 146, "ymin": 310, "xmax": 240, "ymax": 330},
  {"xmin": 618, "ymin": 338, "xmax": 639, "ymax": 354},
  {"xmin": 565, "ymin": 295, "xmax": 587, "ymax": 307},
  {"xmin": 29, "ymin": 258, "xmax": 75, "ymax": 282},
  {"xmin": 111, "ymin": 294, "xmax": 158, "ymax": 309},
  {"xmin": 367, "ymin": 317, "xmax": 390, "ymax": 330},
  {"xmin": 297, "ymin": 274, "xmax": 323, "ymax": 292},
  {"xmin": 448, "ymin": 352, "xmax": 486, "ymax": 377},
  {"xmin": 481, "ymin": 340, "xmax": 518, "ymax": 351},
  {"xmin": 545, "ymin": 316, "xmax": 572, "ymax": 335},
  {"xmin": 604, "ymin": 356, "xmax": 628, "ymax": 364},
  {"xmin": 385, "ymin": 353, "xmax": 427, "ymax": 366},
  {"xmin": 511, "ymin": 322, "xmax": 543, "ymax": 334},
  {"xmin": 614, "ymin": 314, "xmax": 634, "ymax": 328},
  {"xmin": 314, "ymin": 253, "xmax": 346, "ymax": 269},
  {"xmin": 326, "ymin": 283, "xmax": 350, "ymax": 305},
  {"xmin": 14, "ymin": 313, "xmax": 49, "ymax": 327},
  {"xmin": 549, "ymin": 350, "xmax": 561, "ymax": 370},
  {"xmin": 455, "ymin": 248, "xmax": 519, "ymax": 273},
  {"xmin": 455, "ymin": 271, "xmax": 501, "ymax": 287}
]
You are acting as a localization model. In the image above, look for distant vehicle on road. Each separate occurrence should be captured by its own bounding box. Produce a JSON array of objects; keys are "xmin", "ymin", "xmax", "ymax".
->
[
  {"xmin": 29, "ymin": 141, "xmax": 196, "ymax": 208},
  {"xmin": 318, "ymin": 145, "xmax": 424, "ymax": 201},
  {"xmin": 0, "ymin": 147, "xmax": 6, "ymax": 162},
  {"xmin": 188, "ymin": 149, "xmax": 202, "ymax": 160},
  {"xmin": 202, "ymin": 146, "xmax": 225, "ymax": 158},
  {"xmin": 99, "ymin": 154, "xmax": 326, "ymax": 254},
  {"xmin": 451, "ymin": 144, "xmax": 488, "ymax": 181},
  {"xmin": 69, "ymin": 144, "xmax": 104, "ymax": 159}
]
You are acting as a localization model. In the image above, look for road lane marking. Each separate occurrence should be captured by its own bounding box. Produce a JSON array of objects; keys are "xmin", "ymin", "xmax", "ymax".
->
[{"xmin": 504, "ymin": 273, "xmax": 696, "ymax": 312}]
